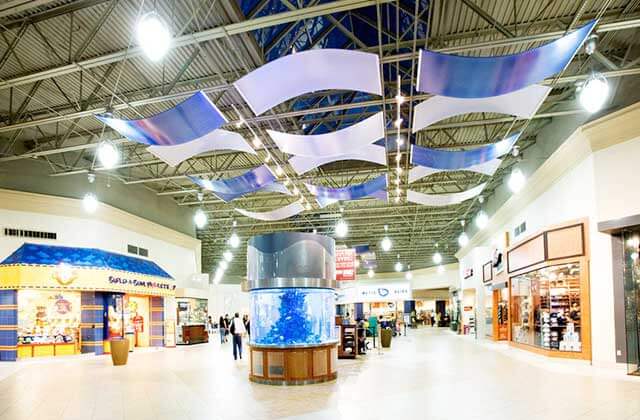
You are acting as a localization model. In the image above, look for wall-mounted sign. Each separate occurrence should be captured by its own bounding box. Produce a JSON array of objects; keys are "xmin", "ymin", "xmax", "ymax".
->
[
  {"xmin": 336, "ymin": 282, "xmax": 411, "ymax": 304},
  {"xmin": 463, "ymin": 268, "xmax": 474, "ymax": 279},
  {"xmin": 336, "ymin": 248, "xmax": 356, "ymax": 281},
  {"xmin": 482, "ymin": 261, "xmax": 493, "ymax": 284}
]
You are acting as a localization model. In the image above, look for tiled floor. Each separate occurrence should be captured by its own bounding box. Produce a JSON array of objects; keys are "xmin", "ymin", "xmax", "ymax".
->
[{"xmin": 1, "ymin": 328, "xmax": 639, "ymax": 420}]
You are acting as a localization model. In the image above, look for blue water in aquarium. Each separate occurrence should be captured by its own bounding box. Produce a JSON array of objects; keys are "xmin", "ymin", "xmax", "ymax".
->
[{"xmin": 250, "ymin": 288, "xmax": 336, "ymax": 347}]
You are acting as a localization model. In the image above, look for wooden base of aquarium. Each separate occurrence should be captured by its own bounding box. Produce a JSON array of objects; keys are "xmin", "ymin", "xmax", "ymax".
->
[{"xmin": 249, "ymin": 343, "xmax": 338, "ymax": 385}]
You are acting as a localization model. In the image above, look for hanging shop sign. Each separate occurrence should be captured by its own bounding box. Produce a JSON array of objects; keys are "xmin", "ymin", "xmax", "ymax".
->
[
  {"xmin": 463, "ymin": 268, "xmax": 474, "ymax": 279},
  {"xmin": 335, "ymin": 248, "xmax": 356, "ymax": 281}
]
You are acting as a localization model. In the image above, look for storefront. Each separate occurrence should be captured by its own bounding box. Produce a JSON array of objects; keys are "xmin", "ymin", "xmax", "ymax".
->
[
  {"xmin": 336, "ymin": 282, "xmax": 412, "ymax": 324},
  {"xmin": 507, "ymin": 220, "xmax": 591, "ymax": 360},
  {"xmin": 481, "ymin": 246, "xmax": 509, "ymax": 341},
  {"xmin": 176, "ymin": 296, "xmax": 209, "ymax": 345},
  {"xmin": 0, "ymin": 243, "xmax": 175, "ymax": 361}
]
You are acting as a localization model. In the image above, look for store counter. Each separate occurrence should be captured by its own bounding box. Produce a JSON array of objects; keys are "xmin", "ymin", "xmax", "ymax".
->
[{"xmin": 178, "ymin": 324, "xmax": 208, "ymax": 345}]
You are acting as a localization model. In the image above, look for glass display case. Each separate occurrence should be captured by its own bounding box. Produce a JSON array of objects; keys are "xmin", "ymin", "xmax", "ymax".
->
[
  {"xmin": 511, "ymin": 263, "xmax": 582, "ymax": 352},
  {"xmin": 176, "ymin": 298, "xmax": 208, "ymax": 325},
  {"xmin": 250, "ymin": 288, "xmax": 336, "ymax": 347}
]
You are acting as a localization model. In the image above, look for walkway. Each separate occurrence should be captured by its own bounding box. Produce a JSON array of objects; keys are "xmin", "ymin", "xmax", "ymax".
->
[{"xmin": 0, "ymin": 328, "xmax": 638, "ymax": 420}]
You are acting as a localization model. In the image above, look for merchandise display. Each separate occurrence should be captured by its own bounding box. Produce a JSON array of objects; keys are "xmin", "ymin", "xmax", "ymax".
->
[
  {"xmin": 17, "ymin": 290, "xmax": 80, "ymax": 356},
  {"xmin": 511, "ymin": 263, "xmax": 582, "ymax": 352},
  {"xmin": 176, "ymin": 298, "xmax": 209, "ymax": 345}
]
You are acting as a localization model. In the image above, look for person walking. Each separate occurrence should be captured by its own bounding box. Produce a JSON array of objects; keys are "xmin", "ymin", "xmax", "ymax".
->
[
  {"xmin": 224, "ymin": 314, "xmax": 231, "ymax": 342},
  {"xmin": 230, "ymin": 312, "xmax": 246, "ymax": 360},
  {"xmin": 243, "ymin": 314, "xmax": 250, "ymax": 338},
  {"xmin": 218, "ymin": 315, "xmax": 226, "ymax": 344}
]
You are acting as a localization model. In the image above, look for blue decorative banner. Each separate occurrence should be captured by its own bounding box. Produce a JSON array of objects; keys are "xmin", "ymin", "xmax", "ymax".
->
[
  {"xmin": 96, "ymin": 91, "xmax": 227, "ymax": 145},
  {"xmin": 411, "ymin": 132, "xmax": 520, "ymax": 170},
  {"xmin": 305, "ymin": 174, "xmax": 388, "ymax": 207},
  {"xmin": 416, "ymin": 21, "xmax": 596, "ymax": 98},
  {"xmin": 189, "ymin": 165, "xmax": 289, "ymax": 203}
]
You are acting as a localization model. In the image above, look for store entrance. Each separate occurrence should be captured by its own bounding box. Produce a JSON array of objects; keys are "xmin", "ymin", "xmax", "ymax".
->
[{"xmin": 623, "ymin": 229, "xmax": 640, "ymax": 375}]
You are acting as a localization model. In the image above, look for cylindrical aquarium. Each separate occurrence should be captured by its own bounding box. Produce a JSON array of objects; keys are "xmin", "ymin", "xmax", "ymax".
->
[{"xmin": 246, "ymin": 232, "xmax": 338, "ymax": 385}]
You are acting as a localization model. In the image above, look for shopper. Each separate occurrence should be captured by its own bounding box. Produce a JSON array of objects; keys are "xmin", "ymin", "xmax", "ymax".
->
[
  {"xmin": 224, "ymin": 314, "xmax": 231, "ymax": 340},
  {"xmin": 218, "ymin": 315, "xmax": 226, "ymax": 344},
  {"xmin": 230, "ymin": 312, "xmax": 246, "ymax": 360},
  {"xmin": 243, "ymin": 314, "xmax": 250, "ymax": 338}
]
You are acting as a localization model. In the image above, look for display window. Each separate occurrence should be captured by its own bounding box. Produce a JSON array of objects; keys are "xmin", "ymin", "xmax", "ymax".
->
[
  {"xmin": 511, "ymin": 263, "xmax": 583, "ymax": 352},
  {"xmin": 18, "ymin": 290, "xmax": 80, "ymax": 345},
  {"xmin": 177, "ymin": 298, "xmax": 208, "ymax": 326}
]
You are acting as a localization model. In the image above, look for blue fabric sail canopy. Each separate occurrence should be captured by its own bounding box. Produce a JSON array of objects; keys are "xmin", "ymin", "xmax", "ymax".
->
[
  {"xmin": 416, "ymin": 20, "xmax": 596, "ymax": 98},
  {"xmin": 189, "ymin": 165, "xmax": 289, "ymax": 203},
  {"xmin": 96, "ymin": 91, "xmax": 227, "ymax": 146},
  {"xmin": 306, "ymin": 174, "xmax": 388, "ymax": 207},
  {"xmin": 1, "ymin": 243, "xmax": 173, "ymax": 279},
  {"xmin": 411, "ymin": 132, "xmax": 520, "ymax": 170}
]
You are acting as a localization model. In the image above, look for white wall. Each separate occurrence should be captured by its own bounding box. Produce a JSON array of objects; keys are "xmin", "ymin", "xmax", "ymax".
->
[
  {"xmin": 355, "ymin": 263, "xmax": 459, "ymax": 291},
  {"xmin": 208, "ymin": 284, "xmax": 250, "ymax": 319}
]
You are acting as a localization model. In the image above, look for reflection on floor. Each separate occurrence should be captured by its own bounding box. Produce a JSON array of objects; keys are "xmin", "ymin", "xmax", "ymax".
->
[{"xmin": 1, "ymin": 328, "xmax": 639, "ymax": 420}]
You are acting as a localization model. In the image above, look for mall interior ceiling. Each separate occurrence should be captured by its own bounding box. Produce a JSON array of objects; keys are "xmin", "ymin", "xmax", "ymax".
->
[{"xmin": 0, "ymin": 0, "xmax": 639, "ymax": 278}]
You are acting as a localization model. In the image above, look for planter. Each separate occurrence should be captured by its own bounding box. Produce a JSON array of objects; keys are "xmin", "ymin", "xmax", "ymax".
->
[
  {"xmin": 381, "ymin": 328, "xmax": 392, "ymax": 348},
  {"xmin": 110, "ymin": 338, "xmax": 130, "ymax": 366}
]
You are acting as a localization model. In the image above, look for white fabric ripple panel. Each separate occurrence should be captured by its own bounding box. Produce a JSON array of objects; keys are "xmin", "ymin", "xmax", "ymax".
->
[
  {"xmin": 407, "ymin": 183, "xmax": 487, "ymax": 207},
  {"xmin": 289, "ymin": 144, "xmax": 387, "ymax": 175},
  {"xmin": 408, "ymin": 159, "xmax": 502, "ymax": 184},
  {"xmin": 412, "ymin": 85, "xmax": 551, "ymax": 133},
  {"xmin": 234, "ymin": 49, "xmax": 382, "ymax": 116},
  {"xmin": 267, "ymin": 112, "xmax": 384, "ymax": 158},
  {"xmin": 234, "ymin": 200, "xmax": 306, "ymax": 221}
]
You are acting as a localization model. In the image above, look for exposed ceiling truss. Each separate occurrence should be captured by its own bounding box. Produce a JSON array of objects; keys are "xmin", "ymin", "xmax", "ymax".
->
[{"xmin": 0, "ymin": 0, "xmax": 639, "ymax": 276}]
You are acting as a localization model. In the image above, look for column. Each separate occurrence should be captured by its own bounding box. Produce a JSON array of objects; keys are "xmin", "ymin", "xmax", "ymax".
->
[{"xmin": 0, "ymin": 290, "xmax": 17, "ymax": 361}]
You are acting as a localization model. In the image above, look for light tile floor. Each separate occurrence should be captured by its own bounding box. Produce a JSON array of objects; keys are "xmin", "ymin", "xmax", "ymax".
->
[{"xmin": 1, "ymin": 328, "xmax": 639, "ymax": 420}]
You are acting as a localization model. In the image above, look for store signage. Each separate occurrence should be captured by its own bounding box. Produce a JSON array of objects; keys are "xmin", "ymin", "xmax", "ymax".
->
[
  {"xmin": 108, "ymin": 275, "xmax": 176, "ymax": 292},
  {"xmin": 336, "ymin": 282, "xmax": 411, "ymax": 304},
  {"xmin": 335, "ymin": 248, "xmax": 356, "ymax": 281}
]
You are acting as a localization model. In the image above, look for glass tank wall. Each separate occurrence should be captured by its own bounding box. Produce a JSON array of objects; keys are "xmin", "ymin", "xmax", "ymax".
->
[{"xmin": 250, "ymin": 288, "xmax": 336, "ymax": 347}]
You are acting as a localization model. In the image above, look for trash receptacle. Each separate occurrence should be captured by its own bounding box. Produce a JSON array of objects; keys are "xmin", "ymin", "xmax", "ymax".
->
[
  {"xmin": 110, "ymin": 338, "xmax": 130, "ymax": 366},
  {"xmin": 381, "ymin": 328, "xmax": 392, "ymax": 348}
]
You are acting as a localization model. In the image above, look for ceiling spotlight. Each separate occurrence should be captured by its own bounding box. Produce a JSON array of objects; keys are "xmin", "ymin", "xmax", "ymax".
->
[
  {"xmin": 368, "ymin": 268, "xmax": 375, "ymax": 278},
  {"xmin": 458, "ymin": 232, "xmax": 469, "ymax": 247},
  {"xmin": 511, "ymin": 145, "xmax": 520, "ymax": 158},
  {"xmin": 579, "ymin": 73, "xmax": 609, "ymax": 113},
  {"xmin": 136, "ymin": 12, "xmax": 172, "ymax": 62},
  {"xmin": 433, "ymin": 252, "xmax": 442, "ymax": 265},
  {"xmin": 339, "ymin": 206, "xmax": 344, "ymax": 213},
  {"xmin": 395, "ymin": 154, "xmax": 402, "ymax": 162},
  {"xmin": 302, "ymin": 123, "xmax": 309, "ymax": 130},
  {"xmin": 229, "ymin": 232, "xmax": 240, "ymax": 248},
  {"xmin": 395, "ymin": 94, "xmax": 405, "ymax": 104},
  {"xmin": 381, "ymin": 236, "xmax": 392, "ymax": 252},
  {"xmin": 197, "ymin": 192, "xmax": 204, "ymax": 202},
  {"xmin": 405, "ymin": 271, "xmax": 413, "ymax": 280},
  {"xmin": 82, "ymin": 193, "xmax": 98, "ymax": 213},
  {"xmin": 252, "ymin": 136, "xmax": 262, "ymax": 148},
  {"xmin": 396, "ymin": 167, "xmax": 403, "ymax": 174},
  {"xmin": 233, "ymin": 220, "xmax": 237, "ymax": 227},
  {"xmin": 508, "ymin": 167, "xmax": 526, "ymax": 193},
  {"xmin": 219, "ymin": 260, "xmax": 228, "ymax": 271},
  {"xmin": 395, "ymin": 178, "xmax": 400, "ymax": 185},
  {"xmin": 475, "ymin": 210, "xmax": 489, "ymax": 230},
  {"xmin": 97, "ymin": 142, "xmax": 119, "ymax": 169},
  {"xmin": 394, "ymin": 118, "xmax": 403, "ymax": 128},
  {"xmin": 395, "ymin": 187, "xmax": 401, "ymax": 194},
  {"xmin": 584, "ymin": 34, "xmax": 598, "ymax": 56},
  {"xmin": 235, "ymin": 119, "xmax": 244, "ymax": 128},
  {"xmin": 275, "ymin": 166, "xmax": 284, "ymax": 176},
  {"xmin": 394, "ymin": 196, "xmax": 401, "ymax": 203},
  {"xmin": 397, "ymin": 136, "xmax": 405, "ymax": 146},
  {"xmin": 264, "ymin": 154, "xmax": 271, "ymax": 163},
  {"xmin": 394, "ymin": 261, "xmax": 403, "ymax": 272},
  {"xmin": 335, "ymin": 219, "xmax": 348, "ymax": 238},
  {"xmin": 305, "ymin": 203, "xmax": 311, "ymax": 211},
  {"xmin": 87, "ymin": 173, "xmax": 96, "ymax": 184},
  {"xmin": 223, "ymin": 250, "xmax": 233, "ymax": 262},
  {"xmin": 313, "ymin": 228, "xmax": 317, "ymax": 234},
  {"xmin": 478, "ymin": 195, "xmax": 485, "ymax": 204},
  {"xmin": 194, "ymin": 209, "xmax": 207, "ymax": 229}
]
